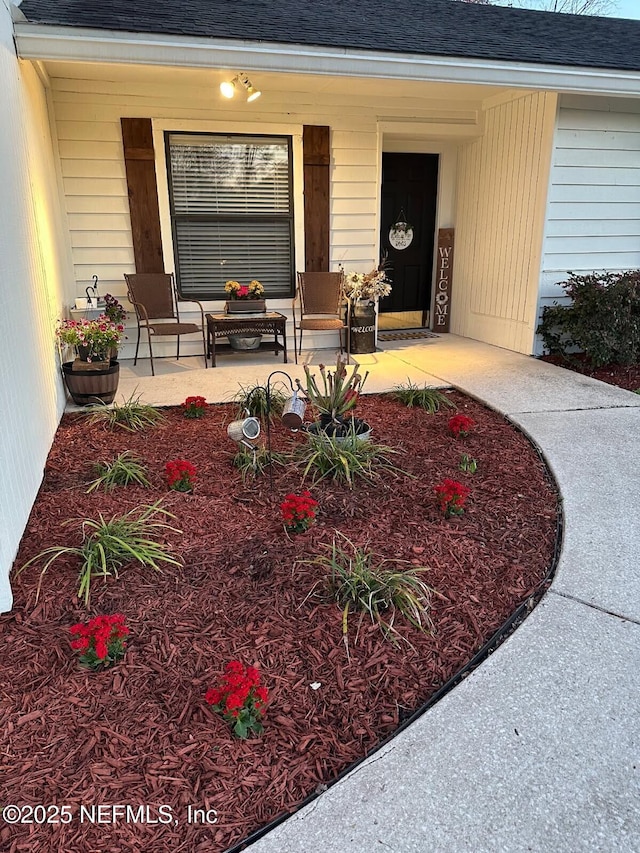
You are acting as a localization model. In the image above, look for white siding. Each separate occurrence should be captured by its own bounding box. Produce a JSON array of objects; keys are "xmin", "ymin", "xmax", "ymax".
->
[
  {"xmin": 537, "ymin": 95, "xmax": 640, "ymax": 351},
  {"xmin": 0, "ymin": 2, "xmax": 72, "ymax": 611},
  {"xmin": 49, "ymin": 76, "xmax": 478, "ymax": 355},
  {"xmin": 452, "ymin": 92, "xmax": 557, "ymax": 354}
]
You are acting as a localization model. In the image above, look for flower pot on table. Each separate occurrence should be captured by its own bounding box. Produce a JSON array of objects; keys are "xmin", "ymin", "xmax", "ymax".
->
[{"xmin": 225, "ymin": 299, "xmax": 266, "ymax": 314}]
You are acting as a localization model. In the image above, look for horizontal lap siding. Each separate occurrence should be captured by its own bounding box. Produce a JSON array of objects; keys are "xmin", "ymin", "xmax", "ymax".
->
[
  {"xmin": 452, "ymin": 92, "xmax": 557, "ymax": 354},
  {"xmin": 537, "ymin": 97, "xmax": 640, "ymax": 351},
  {"xmin": 50, "ymin": 80, "xmax": 382, "ymax": 311},
  {"xmin": 0, "ymin": 2, "xmax": 71, "ymax": 610}
]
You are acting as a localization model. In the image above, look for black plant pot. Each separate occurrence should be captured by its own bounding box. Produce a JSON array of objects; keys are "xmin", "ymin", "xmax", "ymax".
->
[{"xmin": 308, "ymin": 417, "xmax": 371, "ymax": 440}]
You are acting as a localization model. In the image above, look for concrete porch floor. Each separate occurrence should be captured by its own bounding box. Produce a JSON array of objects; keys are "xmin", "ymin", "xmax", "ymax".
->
[{"xmin": 71, "ymin": 335, "xmax": 640, "ymax": 852}]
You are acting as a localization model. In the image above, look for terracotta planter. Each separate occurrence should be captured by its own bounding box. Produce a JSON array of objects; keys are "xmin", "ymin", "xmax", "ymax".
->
[{"xmin": 62, "ymin": 360, "xmax": 120, "ymax": 406}]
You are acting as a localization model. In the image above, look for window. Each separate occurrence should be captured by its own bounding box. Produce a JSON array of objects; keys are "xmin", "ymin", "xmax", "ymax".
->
[{"xmin": 166, "ymin": 132, "xmax": 294, "ymax": 299}]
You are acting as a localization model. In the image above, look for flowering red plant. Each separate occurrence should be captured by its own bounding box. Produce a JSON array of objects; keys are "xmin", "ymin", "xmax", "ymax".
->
[
  {"xmin": 280, "ymin": 491, "xmax": 318, "ymax": 534},
  {"xmin": 70, "ymin": 614, "xmax": 129, "ymax": 670},
  {"xmin": 205, "ymin": 661, "xmax": 268, "ymax": 739},
  {"xmin": 165, "ymin": 459, "xmax": 196, "ymax": 492},
  {"xmin": 434, "ymin": 479, "xmax": 471, "ymax": 517},
  {"xmin": 181, "ymin": 395, "xmax": 208, "ymax": 419},
  {"xmin": 448, "ymin": 414, "xmax": 476, "ymax": 438}
]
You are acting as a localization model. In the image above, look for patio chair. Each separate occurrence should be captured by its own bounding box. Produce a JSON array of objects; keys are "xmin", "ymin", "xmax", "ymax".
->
[
  {"xmin": 124, "ymin": 272, "xmax": 207, "ymax": 376},
  {"xmin": 292, "ymin": 271, "xmax": 349, "ymax": 363}
]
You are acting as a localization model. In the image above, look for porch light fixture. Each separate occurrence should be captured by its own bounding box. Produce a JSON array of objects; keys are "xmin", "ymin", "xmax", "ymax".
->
[{"xmin": 219, "ymin": 72, "xmax": 261, "ymax": 102}]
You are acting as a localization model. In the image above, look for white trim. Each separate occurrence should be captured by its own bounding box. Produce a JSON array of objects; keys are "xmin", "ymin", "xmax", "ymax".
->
[{"xmin": 13, "ymin": 23, "xmax": 640, "ymax": 98}]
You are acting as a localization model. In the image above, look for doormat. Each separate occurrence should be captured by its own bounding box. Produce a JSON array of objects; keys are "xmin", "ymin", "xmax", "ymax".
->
[{"xmin": 377, "ymin": 329, "xmax": 439, "ymax": 342}]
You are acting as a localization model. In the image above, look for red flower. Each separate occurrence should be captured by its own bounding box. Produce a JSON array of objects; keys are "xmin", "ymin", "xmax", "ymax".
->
[
  {"xmin": 69, "ymin": 613, "xmax": 129, "ymax": 669},
  {"xmin": 280, "ymin": 492, "xmax": 318, "ymax": 534},
  {"xmin": 434, "ymin": 478, "xmax": 471, "ymax": 517},
  {"xmin": 448, "ymin": 414, "xmax": 476, "ymax": 438},
  {"xmin": 205, "ymin": 661, "xmax": 267, "ymax": 738}
]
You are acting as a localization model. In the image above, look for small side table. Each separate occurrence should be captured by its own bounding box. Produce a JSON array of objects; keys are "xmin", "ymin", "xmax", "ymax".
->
[{"xmin": 206, "ymin": 312, "xmax": 288, "ymax": 367}]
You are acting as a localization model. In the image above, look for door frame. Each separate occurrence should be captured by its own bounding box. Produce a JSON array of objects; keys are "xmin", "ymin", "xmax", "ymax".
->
[{"xmin": 378, "ymin": 136, "xmax": 458, "ymax": 328}]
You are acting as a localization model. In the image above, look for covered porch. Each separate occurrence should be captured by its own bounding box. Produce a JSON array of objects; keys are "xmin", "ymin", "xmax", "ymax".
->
[{"xmin": 17, "ymin": 47, "xmax": 558, "ymax": 360}]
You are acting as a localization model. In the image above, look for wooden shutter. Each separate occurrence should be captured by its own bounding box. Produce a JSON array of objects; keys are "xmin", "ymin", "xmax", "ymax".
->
[
  {"xmin": 303, "ymin": 125, "xmax": 330, "ymax": 272},
  {"xmin": 121, "ymin": 118, "xmax": 164, "ymax": 273}
]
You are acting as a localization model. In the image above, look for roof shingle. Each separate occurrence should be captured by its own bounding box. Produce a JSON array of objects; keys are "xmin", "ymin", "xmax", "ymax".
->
[{"xmin": 17, "ymin": 0, "xmax": 640, "ymax": 73}]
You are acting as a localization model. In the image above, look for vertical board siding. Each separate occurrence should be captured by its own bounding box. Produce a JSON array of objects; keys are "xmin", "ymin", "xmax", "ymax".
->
[
  {"xmin": 0, "ymin": 6, "xmax": 71, "ymax": 610},
  {"xmin": 452, "ymin": 92, "xmax": 556, "ymax": 354}
]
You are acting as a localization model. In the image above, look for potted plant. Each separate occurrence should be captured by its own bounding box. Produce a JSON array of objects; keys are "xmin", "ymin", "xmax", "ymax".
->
[
  {"xmin": 297, "ymin": 355, "xmax": 370, "ymax": 438},
  {"xmin": 224, "ymin": 279, "xmax": 266, "ymax": 314},
  {"xmin": 56, "ymin": 316, "xmax": 125, "ymax": 405}
]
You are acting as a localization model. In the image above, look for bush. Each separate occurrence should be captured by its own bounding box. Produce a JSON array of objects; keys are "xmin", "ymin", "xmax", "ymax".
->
[
  {"xmin": 86, "ymin": 451, "xmax": 151, "ymax": 492},
  {"xmin": 538, "ymin": 270, "xmax": 640, "ymax": 367}
]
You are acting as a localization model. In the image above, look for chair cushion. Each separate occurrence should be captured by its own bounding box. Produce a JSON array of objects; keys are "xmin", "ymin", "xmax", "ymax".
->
[
  {"xmin": 148, "ymin": 322, "xmax": 201, "ymax": 336},
  {"xmin": 299, "ymin": 318, "xmax": 345, "ymax": 330}
]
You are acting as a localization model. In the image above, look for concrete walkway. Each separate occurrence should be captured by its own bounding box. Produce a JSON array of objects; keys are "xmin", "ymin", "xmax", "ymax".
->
[{"xmin": 119, "ymin": 335, "xmax": 640, "ymax": 852}]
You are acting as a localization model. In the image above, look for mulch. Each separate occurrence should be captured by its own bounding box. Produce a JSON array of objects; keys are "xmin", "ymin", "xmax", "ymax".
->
[
  {"xmin": 538, "ymin": 354, "xmax": 640, "ymax": 393},
  {"xmin": 1, "ymin": 391, "xmax": 559, "ymax": 852}
]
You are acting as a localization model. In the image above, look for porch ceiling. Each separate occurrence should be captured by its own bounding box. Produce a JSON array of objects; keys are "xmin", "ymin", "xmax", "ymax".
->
[{"xmin": 41, "ymin": 60, "xmax": 506, "ymax": 108}]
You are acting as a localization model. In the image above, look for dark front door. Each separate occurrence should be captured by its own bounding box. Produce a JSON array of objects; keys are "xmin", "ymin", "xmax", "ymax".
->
[{"xmin": 380, "ymin": 153, "xmax": 439, "ymax": 318}]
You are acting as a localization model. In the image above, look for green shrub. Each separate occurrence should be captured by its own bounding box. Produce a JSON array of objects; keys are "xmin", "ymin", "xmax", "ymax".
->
[
  {"xmin": 538, "ymin": 270, "xmax": 640, "ymax": 367},
  {"xmin": 86, "ymin": 451, "xmax": 151, "ymax": 492},
  {"xmin": 305, "ymin": 534, "xmax": 434, "ymax": 648},
  {"xmin": 17, "ymin": 502, "xmax": 182, "ymax": 605},
  {"xmin": 87, "ymin": 392, "xmax": 164, "ymax": 432},
  {"xmin": 391, "ymin": 381, "xmax": 456, "ymax": 413},
  {"xmin": 295, "ymin": 425, "xmax": 401, "ymax": 487}
]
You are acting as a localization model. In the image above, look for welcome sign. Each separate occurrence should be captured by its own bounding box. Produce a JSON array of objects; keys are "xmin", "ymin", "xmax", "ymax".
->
[{"xmin": 435, "ymin": 228, "xmax": 454, "ymax": 332}]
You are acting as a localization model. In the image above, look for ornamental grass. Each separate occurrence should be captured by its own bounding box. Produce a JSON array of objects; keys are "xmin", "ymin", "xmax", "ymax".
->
[
  {"xmin": 86, "ymin": 451, "xmax": 151, "ymax": 493},
  {"xmin": 295, "ymin": 425, "xmax": 400, "ymax": 488},
  {"xmin": 391, "ymin": 381, "xmax": 456, "ymax": 414},
  {"xmin": 86, "ymin": 392, "xmax": 164, "ymax": 432},
  {"xmin": 17, "ymin": 502, "xmax": 182, "ymax": 605}
]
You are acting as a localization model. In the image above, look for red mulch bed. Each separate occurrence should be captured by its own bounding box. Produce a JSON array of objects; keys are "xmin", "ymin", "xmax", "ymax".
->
[
  {"xmin": 1, "ymin": 392, "xmax": 558, "ymax": 852},
  {"xmin": 539, "ymin": 354, "xmax": 640, "ymax": 393}
]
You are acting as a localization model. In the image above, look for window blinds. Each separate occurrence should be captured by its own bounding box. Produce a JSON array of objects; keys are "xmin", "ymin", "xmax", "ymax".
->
[{"xmin": 167, "ymin": 134, "xmax": 293, "ymax": 298}]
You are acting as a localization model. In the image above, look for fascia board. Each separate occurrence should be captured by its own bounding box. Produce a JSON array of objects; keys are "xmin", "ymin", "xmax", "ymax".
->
[{"xmin": 13, "ymin": 23, "xmax": 640, "ymax": 98}]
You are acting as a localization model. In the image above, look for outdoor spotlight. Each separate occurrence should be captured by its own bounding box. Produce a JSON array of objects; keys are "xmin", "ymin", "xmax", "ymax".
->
[
  {"xmin": 220, "ymin": 79, "xmax": 236, "ymax": 98},
  {"xmin": 220, "ymin": 73, "xmax": 261, "ymax": 102},
  {"xmin": 245, "ymin": 84, "xmax": 261, "ymax": 103}
]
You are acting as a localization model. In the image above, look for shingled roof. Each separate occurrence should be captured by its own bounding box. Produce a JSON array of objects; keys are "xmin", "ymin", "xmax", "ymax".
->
[{"xmin": 17, "ymin": 0, "xmax": 640, "ymax": 73}]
